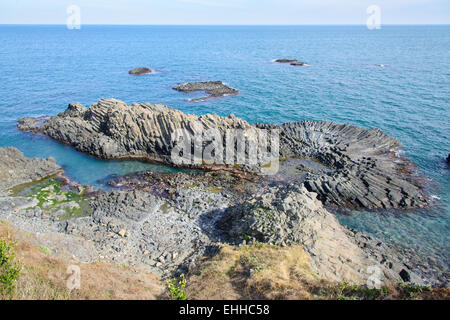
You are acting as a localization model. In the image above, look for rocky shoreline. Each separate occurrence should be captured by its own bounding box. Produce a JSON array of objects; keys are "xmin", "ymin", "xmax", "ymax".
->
[
  {"xmin": 5, "ymin": 98, "xmax": 448, "ymax": 288},
  {"xmin": 0, "ymin": 146, "xmax": 447, "ymax": 286}
]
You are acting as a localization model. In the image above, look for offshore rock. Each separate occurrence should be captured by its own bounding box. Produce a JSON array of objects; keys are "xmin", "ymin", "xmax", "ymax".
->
[
  {"xmin": 290, "ymin": 62, "xmax": 306, "ymax": 66},
  {"xmin": 173, "ymin": 81, "xmax": 239, "ymax": 101},
  {"xmin": 128, "ymin": 67, "xmax": 152, "ymax": 75},
  {"xmin": 275, "ymin": 59, "xmax": 298, "ymax": 63}
]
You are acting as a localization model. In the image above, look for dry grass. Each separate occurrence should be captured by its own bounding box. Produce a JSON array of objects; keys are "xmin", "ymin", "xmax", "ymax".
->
[
  {"xmin": 0, "ymin": 221, "xmax": 164, "ymax": 300},
  {"xmin": 186, "ymin": 243, "xmax": 320, "ymax": 300},
  {"xmin": 186, "ymin": 243, "xmax": 450, "ymax": 301},
  {"xmin": 1, "ymin": 220, "xmax": 448, "ymax": 301}
]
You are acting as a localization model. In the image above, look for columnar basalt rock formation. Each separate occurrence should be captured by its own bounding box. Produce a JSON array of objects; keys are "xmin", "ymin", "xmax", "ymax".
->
[
  {"xmin": 18, "ymin": 99, "xmax": 252, "ymax": 166},
  {"xmin": 275, "ymin": 121, "xmax": 428, "ymax": 209},
  {"xmin": 18, "ymin": 99, "xmax": 428, "ymax": 210}
]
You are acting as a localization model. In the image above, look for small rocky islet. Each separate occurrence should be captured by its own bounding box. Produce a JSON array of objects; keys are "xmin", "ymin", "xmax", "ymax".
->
[
  {"xmin": 128, "ymin": 67, "xmax": 153, "ymax": 75},
  {"xmin": 5, "ymin": 98, "xmax": 446, "ymax": 287},
  {"xmin": 173, "ymin": 81, "xmax": 239, "ymax": 101},
  {"xmin": 275, "ymin": 58, "xmax": 308, "ymax": 66}
]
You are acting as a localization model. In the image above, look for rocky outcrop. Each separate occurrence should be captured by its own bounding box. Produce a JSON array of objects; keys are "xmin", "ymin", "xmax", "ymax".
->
[
  {"xmin": 273, "ymin": 121, "xmax": 428, "ymax": 209},
  {"xmin": 128, "ymin": 67, "xmax": 152, "ymax": 75},
  {"xmin": 218, "ymin": 185, "xmax": 424, "ymax": 285},
  {"xmin": 173, "ymin": 81, "xmax": 239, "ymax": 101},
  {"xmin": 18, "ymin": 99, "xmax": 252, "ymax": 167},
  {"xmin": 0, "ymin": 147, "xmax": 62, "ymax": 190},
  {"xmin": 18, "ymin": 99, "xmax": 427, "ymax": 210}
]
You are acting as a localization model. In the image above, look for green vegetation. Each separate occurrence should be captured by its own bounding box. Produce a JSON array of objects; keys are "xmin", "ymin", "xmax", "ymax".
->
[
  {"xmin": 160, "ymin": 201, "xmax": 172, "ymax": 215},
  {"xmin": 38, "ymin": 246, "xmax": 51, "ymax": 256},
  {"xmin": 167, "ymin": 274, "xmax": 187, "ymax": 300},
  {"xmin": 0, "ymin": 235, "xmax": 21, "ymax": 298},
  {"xmin": 317, "ymin": 282, "xmax": 434, "ymax": 300},
  {"xmin": 8, "ymin": 177, "xmax": 91, "ymax": 221},
  {"xmin": 328, "ymin": 282, "xmax": 389, "ymax": 300},
  {"xmin": 207, "ymin": 186, "xmax": 223, "ymax": 194},
  {"xmin": 397, "ymin": 282, "xmax": 431, "ymax": 299}
]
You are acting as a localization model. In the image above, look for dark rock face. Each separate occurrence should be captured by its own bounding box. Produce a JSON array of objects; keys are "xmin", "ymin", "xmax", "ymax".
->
[
  {"xmin": 275, "ymin": 59, "xmax": 298, "ymax": 63},
  {"xmin": 128, "ymin": 67, "xmax": 152, "ymax": 75},
  {"xmin": 0, "ymin": 147, "xmax": 62, "ymax": 190},
  {"xmin": 18, "ymin": 99, "xmax": 428, "ymax": 210},
  {"xmin": 447, "ymin": 154, "xmax": 450, "ymax": 164},
  {"xmin": 173, "ymin": 81, "xmax": 239, "ymax": 101},
  {"xmin": 399, "ymin": 269, "xmax": 411, "ymax": 282},
  {"xmin": 275, "ymin": 121, "xmax": 428, "ymax": 209}
]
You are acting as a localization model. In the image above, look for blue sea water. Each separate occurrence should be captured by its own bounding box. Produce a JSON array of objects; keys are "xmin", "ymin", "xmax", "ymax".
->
[{"xmin": 0, "ymin": 25, "xmax": 449, "ymax": 278}]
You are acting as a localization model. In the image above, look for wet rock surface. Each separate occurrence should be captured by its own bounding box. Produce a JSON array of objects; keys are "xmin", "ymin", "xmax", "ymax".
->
[{"xmin": 173, "ymin": 81, "xmax": 239, "ymax": 101}]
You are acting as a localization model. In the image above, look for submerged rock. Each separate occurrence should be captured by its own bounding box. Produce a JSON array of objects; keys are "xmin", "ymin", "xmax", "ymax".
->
[
  {"xmin": 128, "ymin": 67, "xmax": 152, "ymax": 75},
  {"xmin": 290, "ymin": 61, "xmax": 306, "ymax": 66},
  {"xmin": 18, "ymin": 98, "xmax": 428, "ymax": 210},
  {"xmin": 173, "ymin": 81, "xmax": 239, "ymax": 101}
]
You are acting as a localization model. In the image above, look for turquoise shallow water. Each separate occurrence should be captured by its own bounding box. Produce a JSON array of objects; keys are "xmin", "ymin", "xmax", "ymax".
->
[{"xmin": 0, "ymin": 25, "xmax": 449, "ymax": 278}]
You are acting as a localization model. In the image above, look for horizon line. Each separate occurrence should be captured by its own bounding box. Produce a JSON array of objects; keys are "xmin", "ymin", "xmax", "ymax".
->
[{"xmin": 1, "ymin": 23, "xmax": 449, "ymax": 26}]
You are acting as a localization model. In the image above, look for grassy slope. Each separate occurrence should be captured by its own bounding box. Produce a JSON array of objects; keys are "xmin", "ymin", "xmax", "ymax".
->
[
  {"xmin": 0, "ymin": 221, "xmax": 165, "ymax": 300},
  {"xmin": 1, "ymin": 220, "xmax": 448, "ymax": 300}
]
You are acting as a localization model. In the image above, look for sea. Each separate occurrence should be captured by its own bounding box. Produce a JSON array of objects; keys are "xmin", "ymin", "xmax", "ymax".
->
[{"xmin": 0, "ymin": 25, "xmax": 448, "ymax": 281}]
